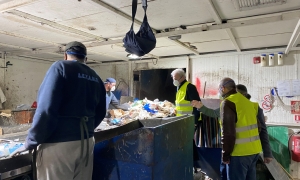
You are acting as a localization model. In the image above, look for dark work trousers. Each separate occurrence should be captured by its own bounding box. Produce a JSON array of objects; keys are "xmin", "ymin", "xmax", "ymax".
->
[{"xmin": 193, "ymin": 117, "xmax": 201, "ymax": 170}]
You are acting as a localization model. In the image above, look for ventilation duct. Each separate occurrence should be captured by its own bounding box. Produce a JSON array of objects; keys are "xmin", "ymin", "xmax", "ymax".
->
[{"xmin": 233, "ymin": 0, "xmax": 287, "ymax": 11}]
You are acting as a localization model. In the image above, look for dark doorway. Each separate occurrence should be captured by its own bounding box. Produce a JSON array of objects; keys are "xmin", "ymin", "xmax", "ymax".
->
[{"xmin": 133, "ymin": 68, "xmax": 186, "ymax": 104}]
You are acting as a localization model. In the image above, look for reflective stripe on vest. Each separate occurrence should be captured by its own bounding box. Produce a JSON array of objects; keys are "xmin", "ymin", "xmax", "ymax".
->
[
  {"xmin": 224, "ymin": 92, "xmax": 262, "ymax": 156},
  {"xmin": 177, "ymin": 110, "xmax": 193, "ymax": 114},
  {"xmin": 176, "ymin": 104, "xmax": 192, "ymax": 107},
  {"xmin": 175, "ymin": 81, "xmax": 193, "ymax": 116},
  {"xmin": 236, "ymin": 124, "xmax": 258, "ymax": 133},
  {"xmin": 235, "ymin": 135, "xmax": 260, "ymax": 144}
]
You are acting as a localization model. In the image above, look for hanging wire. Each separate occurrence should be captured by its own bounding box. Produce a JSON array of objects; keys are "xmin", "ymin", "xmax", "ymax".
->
[
  {"xmin": 273, "ymin": 87, "xmax": 292, "ymax": 111},
  {"xmin": 152, "ymin": 57, "xmax": 158, "ymax": 65}
]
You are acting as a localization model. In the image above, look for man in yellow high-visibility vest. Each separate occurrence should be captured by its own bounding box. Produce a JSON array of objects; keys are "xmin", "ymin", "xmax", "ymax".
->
[
  {"xmin": 219, "ymin": 78, "xmax": 262, "ymax": 180},
  {"xmin": 171, "ymin": 68, "xmax": 201, "ymax": 173},
  {"xmin": 192, "ymin": 84, "xmax": 272, "ymax": 180}
]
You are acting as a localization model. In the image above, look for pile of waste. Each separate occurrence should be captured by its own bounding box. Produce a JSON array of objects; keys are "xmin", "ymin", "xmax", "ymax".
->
[
  {"xmin": 101, "ymin": 98, "xmax": 176, "ymax": 128},
  {"xmin": 0, "ymin": 140, "xmax": 24, "ymax": 159},
  {"xmin": 0, "ymin": 112, "xmax": 11, "ymax": 118}
]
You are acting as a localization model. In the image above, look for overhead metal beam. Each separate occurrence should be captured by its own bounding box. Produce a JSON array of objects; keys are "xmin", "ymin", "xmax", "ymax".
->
[
  {"xmin": 0, "ymin": 0, "xmax": 38, "ymax": 12},
  {"xmin": 0, "ymin": 42, "xmax": 33, "ymax": 51},
  {"xmin": 91, "ymin": 0, "xmax": 142, "ymax": 26},
  {"xmin": 2, "ymin": 9, "xmax": 128, "ymax": 59},
  {"xmin": 0, "ymin": 17, "xmax": 125, "ymax": 59},
  {"xmin": 86, "ymin": 9, "xmax": 300, "ymax": 47},
  {"xmin": 171, "ymin": 40, "xmax": 199, "ymax": 55},
  {"xmin": 0, "ymin": 40, "xmax": 125, "ymax": 61},
  {"xmin": 285, "ymin": 19, "xmax": 300, "ymax": 55},
  {"xmin": 204, "ymin": 0, "xmax": 241, "ymax": 52},
  {"xmin": 0, "ymin": 29, "xmax": 62, "ymax": 46},
  {"xmin": 17, "ymin": 55, "xmax": 56, "ymax": 62},
  {"xmin": 7, "ymin": 10, "xmax": 106, "ymax": 41},
  {"xmin": 91, "ymin": 0, "xmax": 200, "ymax": 55},
  {"xmin": 226, "ymin": 29, "xmax": 241, "ymax": 52},
  {"xmin": 203, "ymin": 0, "xmax": 222, "ymax": 24}
]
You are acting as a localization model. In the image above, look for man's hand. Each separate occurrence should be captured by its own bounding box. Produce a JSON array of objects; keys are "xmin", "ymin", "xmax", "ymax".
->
[
  {"xmin": 9, "ymin": 145, "xmax": 28, "ymax": 158},
  {"xmin": 264, "ymin": 157, "xmax": 273, "ymax": 164},
  {"xmin": 191, "ymin": 100, "xmax": 203, "ymax": 109}
]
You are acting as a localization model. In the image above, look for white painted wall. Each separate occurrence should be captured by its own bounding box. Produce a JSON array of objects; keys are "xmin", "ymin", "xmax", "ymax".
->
[
  {"xmin": 191, "ymin": 52, "xmax": 300, "ymax": 125},
  {"xmin": 92, "ymin": 63, "xmax": 130, "ymax": 91},
  {"xmin": 3, "ymin": 57, "xmax": 52, "ymax": 109},
  {"xmin": 0, "ymin": 58, "xmax": 5, "ymax": 109},
  {"xmin": 126, "ymin": 52, "xmax": 300, "ymax": 126},
  {"xmin": 3, "ymin": 53, "xmax": 299, "ymax": 121},
  {"xmin": 0, "ymin": 58, "xmax": 5, "ymax": 89}
]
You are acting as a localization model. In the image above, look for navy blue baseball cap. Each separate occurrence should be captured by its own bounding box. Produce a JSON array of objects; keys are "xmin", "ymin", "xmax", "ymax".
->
[
  {"xmin": 105, "ymin": 78, "xmax": 116, "ymax": 83},
  {"xmin": 65, "ymin": 41, "xmax": 87, "ymax": 57}
]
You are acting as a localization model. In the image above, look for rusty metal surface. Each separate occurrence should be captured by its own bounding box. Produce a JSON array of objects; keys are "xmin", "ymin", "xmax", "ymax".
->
[
  {"xmin": 11, "ymin": 110, "xmax": 35, "ymax": 125},
  {"xmin": 93, "ymin": 115, "xmax": 194, "ymax": 180}
]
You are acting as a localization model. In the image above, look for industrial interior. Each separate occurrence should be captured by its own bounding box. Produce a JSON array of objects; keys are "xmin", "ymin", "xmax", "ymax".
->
[{"xmin": 0, "ymin": 0, "xmax": 300, "ymax": 179}]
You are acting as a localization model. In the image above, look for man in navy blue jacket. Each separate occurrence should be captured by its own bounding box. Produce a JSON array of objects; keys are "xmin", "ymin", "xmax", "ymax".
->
[{"xmin": 10, "ymin": 41, "xmax": 106, "ymax": 180}]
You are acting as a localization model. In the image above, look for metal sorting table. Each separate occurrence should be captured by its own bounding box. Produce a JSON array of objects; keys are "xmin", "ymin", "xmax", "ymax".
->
[
  {"xmin": 93, "ymin": 115, "xmax": 194, "ymax": 180},
  {"xmin": 0, "ymin": 133, "xmax": 32, "ymax": 180}
]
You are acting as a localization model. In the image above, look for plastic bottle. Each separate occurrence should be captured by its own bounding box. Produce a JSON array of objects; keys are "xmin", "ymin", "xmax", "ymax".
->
[
  {"xmin": 278, "ymin": 52, "xmax": 284, "ymax": 66},
  {"xmin": 269, "ymin": 54, "xmax": 275, "ymax": 66},
  {"xmin": 261, "ymin": 54, "xmax": 267, "ymax": 67}
]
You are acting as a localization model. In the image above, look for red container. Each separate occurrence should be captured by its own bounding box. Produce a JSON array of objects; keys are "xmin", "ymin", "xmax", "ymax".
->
[{"xmin": 31, "ymin": 101, "xmax": 37, "ymax": 108}]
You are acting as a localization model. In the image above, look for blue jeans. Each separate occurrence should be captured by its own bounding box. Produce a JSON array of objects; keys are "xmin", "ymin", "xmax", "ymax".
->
[
  {"xmin": 220, "ymin": 162, "xmax": 227, "ymax": 180},
  {"xmin": 227, "ymin": 154, "xmax": 259, "ymax": 180}
]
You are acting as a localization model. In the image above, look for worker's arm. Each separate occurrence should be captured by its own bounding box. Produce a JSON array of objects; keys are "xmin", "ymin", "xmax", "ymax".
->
[
  {"xmin": 25, "ymin": 62, "xmax": 64, "ymax": 150},
  {"xmin": 110, "ymin": 92, "xmax": 120, "ymax": 107},
  {"xmin": 186, "ymin": 83, "xmax": 201, "ymax": 101},
  {"xmin": 257, "ymin": 107, "xmax": 273, "ymax": 159},
  {"xmin": 109, "ymin": 93, "xmax": 129, "ymax": 111},
  {"xmin": 185, "ymin": 84, "xmax": 201, "ymax": 123},
  {"xmin": 191, "ymin": 100, "xmax": 220, "ymax": 118},
  {"xmin": 94, "ymin": 81, "xmax": 107, "ymax": 128},
  {"xmin": 199, "ymin": 106, "xmax": 220, "ymax": 118},
  {"xmin": 220, "ymin": 99, "xmax": 236, "ymax": 163}
]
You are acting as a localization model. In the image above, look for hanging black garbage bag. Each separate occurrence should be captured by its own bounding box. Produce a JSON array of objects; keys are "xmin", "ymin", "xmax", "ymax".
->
[{"xmin": 123, "ymin": 0, "xmax": 156, "ymax": 57}]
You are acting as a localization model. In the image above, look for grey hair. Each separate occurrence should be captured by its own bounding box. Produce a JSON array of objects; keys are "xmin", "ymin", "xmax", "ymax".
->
[
  {"xmin": 220, "ymin": 77, "xmax": 236, "ymax": 91},
  {"xmin": 171, "ymin": 69, "xmax": 186, "ymax": 77}
]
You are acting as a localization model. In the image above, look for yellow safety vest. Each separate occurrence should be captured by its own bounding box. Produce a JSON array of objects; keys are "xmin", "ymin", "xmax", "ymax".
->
[
  {"xmin": 175, "ymin": 81, "xmax": 193, "ymax": 116},
  {"xmin": 222, "ymin": 92, "xmax": 262, "ymax": 156}
]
